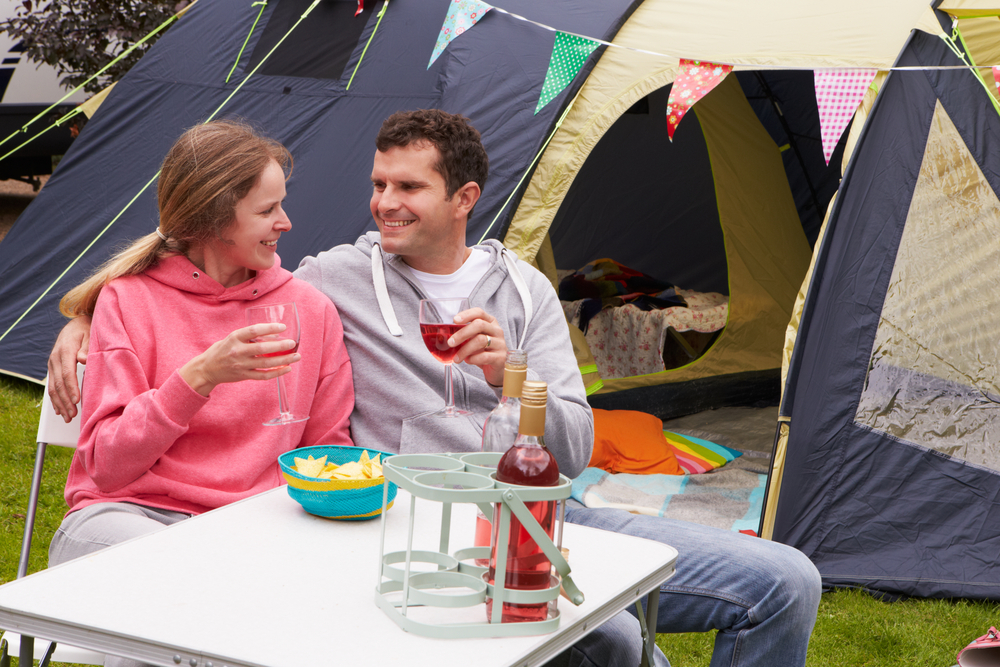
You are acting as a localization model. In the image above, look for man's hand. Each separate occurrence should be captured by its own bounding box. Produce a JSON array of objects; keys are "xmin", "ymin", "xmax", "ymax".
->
[
  {"xmin": 450, "ymin": 307, "xmax": 507, "ymax": 387},
  {"xmin": 179, "ymin": 323, "xmax": 300, "ymax": 397},
  {"xmin": 48, "ymin": 316, "xmax": 92, "ymax": 423}
]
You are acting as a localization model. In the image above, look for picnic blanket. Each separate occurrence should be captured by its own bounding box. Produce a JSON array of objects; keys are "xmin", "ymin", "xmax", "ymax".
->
[{"xmin": 571, "ymin": 437, "xmax": 766, "ymax": 533}]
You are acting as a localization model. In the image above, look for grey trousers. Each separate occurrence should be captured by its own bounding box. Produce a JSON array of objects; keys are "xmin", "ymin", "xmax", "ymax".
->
[{"xmin": 49, "ymin": 502, "xmax": 192, "ymax": 667}]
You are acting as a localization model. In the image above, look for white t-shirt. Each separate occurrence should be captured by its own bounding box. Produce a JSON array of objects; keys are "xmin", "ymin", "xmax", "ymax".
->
[{"xmin": 407, "ymin": 247, "xmax": 492, "ymax": 300}]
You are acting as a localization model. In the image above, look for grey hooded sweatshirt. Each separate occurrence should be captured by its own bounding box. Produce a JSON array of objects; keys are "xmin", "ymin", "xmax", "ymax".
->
[{"xmin": 295, "ymin": 232, "xmax": 594, "ymax": 479}]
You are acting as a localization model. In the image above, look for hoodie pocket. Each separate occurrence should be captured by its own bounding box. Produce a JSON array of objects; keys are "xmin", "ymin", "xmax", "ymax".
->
[{"xmin": 400, "ymin": 410, "xmax": 486, "ymax": 455}]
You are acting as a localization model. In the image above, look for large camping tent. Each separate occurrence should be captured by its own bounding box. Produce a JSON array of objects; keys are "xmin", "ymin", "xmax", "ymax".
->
[
  {"xmin": 2, "ymin": 0, "xmax": 999, "ymax": 600},
  {"xmin": 762, "ymin": 9, "xmax": 1000, "ymax": 600}
]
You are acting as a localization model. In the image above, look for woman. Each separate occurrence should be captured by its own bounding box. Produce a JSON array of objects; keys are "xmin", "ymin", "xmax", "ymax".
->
[{"xmin": 49, "ymin": 120, "xmax": 354, "ymax": 572}]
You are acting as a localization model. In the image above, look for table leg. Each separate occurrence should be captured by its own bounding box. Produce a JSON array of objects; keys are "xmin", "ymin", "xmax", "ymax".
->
[
  {"xmin": 636, "ymin": 587, "xmax": 660, "ymax": 667},
  {"xmin": 39, "ymin": 641, "xmax": 56, "ymax": 667},
  {"xmin": 18, "ymin": 635, "xmax": 33, "ymax": 665}
]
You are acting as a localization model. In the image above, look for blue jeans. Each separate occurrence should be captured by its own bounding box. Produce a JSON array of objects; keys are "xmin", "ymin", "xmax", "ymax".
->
[{"xmin": 555, "ymin": 507, "xmax": 821, "ymax": 667}]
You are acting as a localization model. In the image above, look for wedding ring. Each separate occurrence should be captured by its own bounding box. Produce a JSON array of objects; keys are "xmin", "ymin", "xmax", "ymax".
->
[{"xmin": 485, "ymin": 335, "xmax": 492, "ymax": 349}]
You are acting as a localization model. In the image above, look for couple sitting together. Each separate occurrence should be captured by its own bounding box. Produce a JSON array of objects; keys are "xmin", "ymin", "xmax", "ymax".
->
[{"xmin": 47, "ymin": 109, "xmax": 821, "ymax": 667}]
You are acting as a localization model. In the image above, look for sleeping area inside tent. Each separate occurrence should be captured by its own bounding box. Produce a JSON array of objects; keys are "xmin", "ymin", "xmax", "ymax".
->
[{"xmin": 557, "ymin": 259, "xmax": 728, "ymax": 378}]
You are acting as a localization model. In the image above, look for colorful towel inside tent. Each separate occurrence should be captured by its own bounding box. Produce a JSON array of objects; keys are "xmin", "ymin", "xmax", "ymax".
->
[
  {"xmin": 664, "ymin": 431, "xmax": 740, "ymax": 473},
  {"xmin": 571, "ymin": 438, "xmax": 766, "ymax": 533}
]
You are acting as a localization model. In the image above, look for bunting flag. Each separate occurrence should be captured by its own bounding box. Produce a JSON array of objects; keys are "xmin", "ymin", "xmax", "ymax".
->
[
  {"xmin": 993, "ymin": 66, "xmax": 1000, "ymax": 98},
  {"xmin": 427, "ymin": 0, "xmax": 492, "ymax": 68},
  {"xmin": 534, "ymin": 31, "xmax": 599, "ymax": 115},
  {"xmin": 356, "ymin": 0, "xmax": 363, "ymax": 17},
  {"xmin": 665, "ymin": 59, "xmax": 733, "ymax": 141},
  {"xmin": 814, "ymin": 68, "xmax": 877, "ymax": 164}
]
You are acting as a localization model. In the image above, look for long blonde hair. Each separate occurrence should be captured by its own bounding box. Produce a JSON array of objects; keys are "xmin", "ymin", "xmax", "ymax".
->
[{"xmin": 60, "ymin": 120, "xmax": 292, "ymax": 317}]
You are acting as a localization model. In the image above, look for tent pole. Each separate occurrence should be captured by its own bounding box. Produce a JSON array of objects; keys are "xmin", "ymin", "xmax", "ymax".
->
[{"xmin": 752, "ymin": 72, "xmax": 824, "ymax": 230}]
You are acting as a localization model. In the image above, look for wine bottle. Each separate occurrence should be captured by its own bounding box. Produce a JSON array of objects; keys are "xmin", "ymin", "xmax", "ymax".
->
[
  {"xmin": 474, "ymin": 350, "xmax": 528, "ymax": 563},
  {"xmin": 487, "ymin": 380, "xmax": 560, "ymax": 623}
]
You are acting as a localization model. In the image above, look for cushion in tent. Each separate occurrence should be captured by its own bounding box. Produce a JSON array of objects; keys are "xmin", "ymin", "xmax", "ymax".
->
[{"xmin": 589, "ymin": 408, "xmax": 683, "ymax": 475}]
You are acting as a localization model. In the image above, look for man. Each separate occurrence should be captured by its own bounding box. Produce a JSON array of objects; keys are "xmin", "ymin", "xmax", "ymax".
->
[{"xmin": 50, "ymin": 109, "xmax": 821, "ymax": 667}]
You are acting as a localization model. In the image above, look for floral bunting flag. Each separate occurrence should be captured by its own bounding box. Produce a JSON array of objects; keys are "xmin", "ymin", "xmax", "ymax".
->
[
  {"xmin": 428, "ymin": 0, "xmax": 493, "ymax": 68},
  {"xmin": 665, "ymin": 60, "xmax": 733, "ymax": 141},
  {"xmin": 534, "ymin": 31, "xmax": 599, "ymax": 115},
  {"xmin": 814, "ymin": 68, "xmax": 877, "ymax": 164}
]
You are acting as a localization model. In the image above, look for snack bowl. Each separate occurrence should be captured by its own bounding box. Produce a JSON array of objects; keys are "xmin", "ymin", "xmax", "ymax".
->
[{"xmin": 278, "ymin": 445, "xmax": 397, "ymax": 520}]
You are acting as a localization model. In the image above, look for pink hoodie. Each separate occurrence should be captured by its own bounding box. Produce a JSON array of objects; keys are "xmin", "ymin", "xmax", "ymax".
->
[{"xmin": 65, "ymin": 254, "xmax": 354, "ymax": 516}]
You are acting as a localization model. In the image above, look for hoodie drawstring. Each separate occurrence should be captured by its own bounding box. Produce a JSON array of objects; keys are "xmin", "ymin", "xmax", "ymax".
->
[{"xmin": 371, "ymin": 242, "xmax": 404, "ymax": 336}]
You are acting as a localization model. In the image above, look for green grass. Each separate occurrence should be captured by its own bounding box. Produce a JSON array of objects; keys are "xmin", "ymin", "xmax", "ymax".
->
[
  {"xmin": 657, "ymin": 590, "xmax": 999, "ymax": 666},
  {"xmin": 0, "ymin": 374, "xmax": 997, "ymax": 666}
]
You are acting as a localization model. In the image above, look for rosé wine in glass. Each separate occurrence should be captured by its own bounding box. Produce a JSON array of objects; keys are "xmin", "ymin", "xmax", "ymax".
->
[
  {"xmin": 418, "ymin": 297, "xmax": 471, "ymax": 418},
  {"xmin": 245, "ymin": 302, "xmax": 308, "ymax": 426},
  {"xmin": 420, "ymin": 323, "xmax": 464, "ymax": 364}
]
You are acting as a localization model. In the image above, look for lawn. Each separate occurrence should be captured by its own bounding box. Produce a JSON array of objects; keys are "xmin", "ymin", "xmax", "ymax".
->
[{"xmin": 0, "ymin": 374, "xmax": 996, "ymax": 666}]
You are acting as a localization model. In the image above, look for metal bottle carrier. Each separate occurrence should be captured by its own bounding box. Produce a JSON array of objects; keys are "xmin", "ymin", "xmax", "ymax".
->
[{"xmin": 375, "ymin": 452, "xmax": 585, "ymax": 638}]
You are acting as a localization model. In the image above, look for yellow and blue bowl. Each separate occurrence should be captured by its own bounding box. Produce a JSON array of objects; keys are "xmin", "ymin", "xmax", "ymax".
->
[{"xmin": 278, "ymin": 445, "xmax": 397, "ymax": 520}]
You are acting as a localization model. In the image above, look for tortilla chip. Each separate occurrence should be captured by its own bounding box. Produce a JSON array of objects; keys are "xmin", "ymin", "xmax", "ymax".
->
[
  {"xmin": 331, "ymin": 460, "xmax": 364, "ymax": 479},
  {"xmin": 294, "ymin": 454, "xmax": 327, "ymax": 478}
]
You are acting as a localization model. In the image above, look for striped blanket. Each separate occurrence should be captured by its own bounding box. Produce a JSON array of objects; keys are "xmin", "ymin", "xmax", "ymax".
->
[
  {"xmin": 663, "ymin": 431, "xmax": 741, "ymax": 473},
  {"xmin": 570, "ymin": 433, "xmax": 767, "ymax": 534}
]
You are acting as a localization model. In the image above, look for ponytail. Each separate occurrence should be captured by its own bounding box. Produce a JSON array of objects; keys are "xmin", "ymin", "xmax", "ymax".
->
[{"xmin": 59, "ymin": 232, "xmax": 182, "ymax": 317}]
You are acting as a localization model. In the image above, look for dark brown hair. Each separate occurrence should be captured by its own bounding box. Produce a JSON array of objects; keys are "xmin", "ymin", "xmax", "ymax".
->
[{"xmin": 375, "ymin": 109, "xmax": 488, "ymax": 198}]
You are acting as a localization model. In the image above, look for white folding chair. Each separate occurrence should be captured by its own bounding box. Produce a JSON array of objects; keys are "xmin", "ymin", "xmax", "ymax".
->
[{"xmin": 0, "ymin": 367, "xmax": 105, "ymax": 667}]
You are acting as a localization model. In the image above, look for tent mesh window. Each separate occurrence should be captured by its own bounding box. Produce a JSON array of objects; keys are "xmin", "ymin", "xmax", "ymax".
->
[
  {"xmin": 246, "ymin": 0, "xmax": 372, "ymax": 81},
  {"xmin": 854, "ymin": 101, "xmax": 1000, "ymax": 472}
]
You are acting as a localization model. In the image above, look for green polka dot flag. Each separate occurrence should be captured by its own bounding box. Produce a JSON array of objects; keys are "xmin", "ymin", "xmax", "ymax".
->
[{"xmin": 535, "ymin": 31, "xmax": 599, "ymax": 115}]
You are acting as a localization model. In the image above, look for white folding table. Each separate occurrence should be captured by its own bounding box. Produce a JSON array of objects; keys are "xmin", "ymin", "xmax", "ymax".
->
[{"xmin": 0, "ymin": 487, "xmax": 676, "ymax": 667}]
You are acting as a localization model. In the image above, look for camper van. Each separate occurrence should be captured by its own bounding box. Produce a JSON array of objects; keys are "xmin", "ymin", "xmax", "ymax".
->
[{"xmin": 0, "ymin": 0, "xmax": 86, "ymax": 187}]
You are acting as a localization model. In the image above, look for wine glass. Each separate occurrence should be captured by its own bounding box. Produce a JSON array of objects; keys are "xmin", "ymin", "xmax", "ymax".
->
[
  {"xmin": 245, "ymin": 302, "xmax": 309, "ymax": 426},
  {"xmin": 419, "ymin": 297, "xmax": 472, "ymax": 418}
]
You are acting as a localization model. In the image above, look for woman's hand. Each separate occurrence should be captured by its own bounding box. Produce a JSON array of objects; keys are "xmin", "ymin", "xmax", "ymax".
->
[
  {"xmin": 450, "ymin": 307, "xmax": 507, "ymax": 387},
  {"xmin": 178, "ymin": 323, "xmax": 300, "ymax": 397},
  {"xmin": 47, "ymin": 315, "xmax": 92, "ymax": 422}
]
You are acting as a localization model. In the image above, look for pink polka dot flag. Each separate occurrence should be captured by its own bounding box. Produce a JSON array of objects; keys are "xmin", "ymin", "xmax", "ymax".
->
[
  {"xmin": 814, "ymin": 68, "xmax": 877, "ymax": 165},
  {"xmin": 428, "ymin": 0, "xmax": 493, "ymax": 69},
  {"xmin": 665, "ymin": 59, "xmax": 733, "ymax": 141}
]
